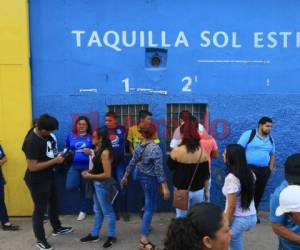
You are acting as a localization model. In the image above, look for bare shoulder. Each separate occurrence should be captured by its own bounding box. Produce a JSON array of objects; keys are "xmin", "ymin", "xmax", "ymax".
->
[
  {"xmin": 101, "ymin": 149, "xmax": 110, "ymax": 159},
  {"xmin": 200, "ymin": 148, "xmax": 209, "ymax": 162},
  {"xmin": 170, "ymin": 146, "xmax": 182, "ymax": 159}
]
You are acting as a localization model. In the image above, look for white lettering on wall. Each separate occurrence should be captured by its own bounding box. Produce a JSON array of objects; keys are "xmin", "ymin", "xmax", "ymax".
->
[
  {"xmin": 71, "ymin": 30, "xmax": 300, "ymax": 51},
  {"xmin": 88, "ymin": 31, "xmax": 102, "ymax": 47},
  {"xmin": 254, "ymin": 32, "xmax": 264, "ymax": 48},
  {"xmin": 174, "ymin": 31, "xmax": 189, "ymax": 47},
  {"xmin": 72, "ymin": 30, "xmax": 86, "ymax": 47}
]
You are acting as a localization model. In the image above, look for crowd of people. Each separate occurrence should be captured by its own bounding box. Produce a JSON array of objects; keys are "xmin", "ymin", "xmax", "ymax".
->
[{"xmin": 0, "ymin": 110, "xmax": 300, "ymax": 250}]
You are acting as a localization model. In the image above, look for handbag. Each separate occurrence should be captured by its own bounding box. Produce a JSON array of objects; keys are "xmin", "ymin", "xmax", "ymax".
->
[{"xmin": 173, "ymin": 149, "xmax": 203, "ymax": 210}]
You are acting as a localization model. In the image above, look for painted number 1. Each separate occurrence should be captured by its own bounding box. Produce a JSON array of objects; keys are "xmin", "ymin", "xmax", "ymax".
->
[
  {"xmin": 182, "ymin": 76, "xmax": 197, "ymax": 92},
  {"xmin": 122, "ymin": 78, "xmax": 130, "ymax": 92}
]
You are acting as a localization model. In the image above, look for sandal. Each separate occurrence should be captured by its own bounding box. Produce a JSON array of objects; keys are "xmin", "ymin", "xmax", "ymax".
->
[{"xmin": 139, "ymin": 240, "xmax": 160, "ymax": 250}]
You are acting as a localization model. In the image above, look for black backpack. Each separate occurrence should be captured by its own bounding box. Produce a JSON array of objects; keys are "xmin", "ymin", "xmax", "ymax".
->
[{"xmin": 246, "ymin": 129, "xmax": 273, "ymax": 147}]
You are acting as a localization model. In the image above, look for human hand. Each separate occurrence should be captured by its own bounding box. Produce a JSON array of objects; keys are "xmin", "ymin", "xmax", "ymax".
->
[
  {"xmin": 54, "ymin": 155, "xmax": 65, "ymax": 164},
  {"xmin": 83, "ymin": 148, "xmax": 92, "ymax": 155},
  {"xmin": 161, "ymin": 183, "xmax": 170, "ymax": 200},
  {"xmin": 81, "ymin": 170, "xmax": 91, "ymax": 179}
]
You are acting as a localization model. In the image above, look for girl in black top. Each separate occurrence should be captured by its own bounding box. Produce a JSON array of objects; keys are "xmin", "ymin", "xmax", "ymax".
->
[
  {"xmin": 80, "ymin": 128, "xmax": 117, "ymax": 248},
  {"xmin": 168, "ymin": 117, "xmax": 210, "ymax": 218}
]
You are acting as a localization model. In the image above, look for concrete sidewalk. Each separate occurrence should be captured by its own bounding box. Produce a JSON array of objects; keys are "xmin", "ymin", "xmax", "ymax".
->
[{"xmin": 0, "ymin": 212, "xmax": 276, "ymax": 250}]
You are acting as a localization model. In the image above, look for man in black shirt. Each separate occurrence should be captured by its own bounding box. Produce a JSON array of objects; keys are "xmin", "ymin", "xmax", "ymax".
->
[{"xmin": 22, "ymin": 114, "xmax": 73, "ymax": 250}]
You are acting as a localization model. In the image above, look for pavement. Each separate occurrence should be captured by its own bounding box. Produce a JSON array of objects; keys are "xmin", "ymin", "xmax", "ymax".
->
[{"xmin": 0, "ymin": 212, "xmax": 277, "ymax": 250}]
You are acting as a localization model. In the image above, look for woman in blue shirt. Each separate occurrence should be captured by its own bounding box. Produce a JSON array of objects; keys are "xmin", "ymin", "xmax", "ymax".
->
[
  {"xmin": 121, "ymin": 123, "xmax": 170, "ymax": 250},
  {"xmin": 65, "ymin": 116, "xmax": 93, "ymax": 221}
]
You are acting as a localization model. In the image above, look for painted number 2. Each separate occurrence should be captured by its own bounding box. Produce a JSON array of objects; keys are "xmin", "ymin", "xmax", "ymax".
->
[{"xmin": 182, "ymin": 76, "xmax": 197, "ymax": 92}]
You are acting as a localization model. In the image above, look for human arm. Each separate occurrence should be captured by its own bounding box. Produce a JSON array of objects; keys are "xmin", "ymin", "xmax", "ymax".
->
[
  {"xmin": 223, "ymin": 174, "xmax": 239, "ymax": 224},
  {"xmin": 225, "ymin": 193, "xmax": 237, "ymax": 225},
  {"xmin": 271, "ymin": 223, "xmax": 300, "ymax": 244},
  {"xmin": 269, "ymin": 155, "xmax": 275, "ymax": 171},
  {"xmin": 269, "ymin": 141, "xmax": 275, "ymax": 171},
  {"xmin": 204, "ymin": 179, "xmax": 209, "ymax": 202},
  {"xmin": 23, "ymin": 140, "xmax": 65, "ymax": 172},
  {"xmin": 27, "ymin": 157, "xmax": 64, "ymax": 172},
  {"xmin": 120, "ymin": 147, "xmax": 140, "ymax": 186},
  {"xmin": 211, "ymin": 137, "xmax": 219, "ymax": 158}
]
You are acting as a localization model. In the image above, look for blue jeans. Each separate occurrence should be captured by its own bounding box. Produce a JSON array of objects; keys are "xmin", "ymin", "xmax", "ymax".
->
[
  {"xmin": 0, "ymin": 178, "xmax": 9, "ymax": 225},
  {"xmin": 176, "ymin": 189, "xmax": 204, "ymax": 218},
  {"xmin": 91, "ymin": 181, "xmax": 116, "ymax": 237},
  {"xmin": 137, "ymin": 171, "xmax": 158, "ymax": 236},
  {"xmin": 230, "ymin": 215, "xmax": 257, "ymax": 250},
  {"xmin": 66, "ymin": 167, "xmax": 91, "ymax": 213},
  {"xmin": 278, "ymin": 238, "xmax": 300, "ymax": 250},
  {"xmin": 113, "ymin": 161, "xmax": 128, "ymax": 213}
]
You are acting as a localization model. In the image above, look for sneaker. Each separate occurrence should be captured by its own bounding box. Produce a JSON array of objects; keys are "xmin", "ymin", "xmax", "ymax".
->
[
  {"xmin": 52, "ymin": 226, "xmax": 73, "ymax": 236},
  {"xmin": 80, "ymin": 234, "xmax": 99, "ymax": 243},
  {"xmin": 103, "ymin": 236, "xmax": 116, "ymax": 248},
  {"xmin": 36, "ymin": 240, "xmax": 53, "ymax": 250},
  {"xmin": 2, "ymin": 224, "xmax": 19, "ymax": 231},
  {"xmin": 77, "ymin": 212, "xmax": 87, "ymax": 221}
]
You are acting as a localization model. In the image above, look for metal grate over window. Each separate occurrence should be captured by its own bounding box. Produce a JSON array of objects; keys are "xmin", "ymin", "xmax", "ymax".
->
[
  {"xmin": 107, "ymin": 104, "xmax": 149, "ymax": 128},
  {"xmin": 166, "ymin": 103, "xmax": 208, "ymax": 150}
]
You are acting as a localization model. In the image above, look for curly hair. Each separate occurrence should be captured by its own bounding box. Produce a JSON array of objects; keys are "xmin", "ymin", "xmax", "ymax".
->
[
  {"xmin": 164, "ymin": 203, "xmax": 224, "ymax": 250},
  {"xmin": 164, "ymin": 218, "xmax": 201, "ymax": 250}
]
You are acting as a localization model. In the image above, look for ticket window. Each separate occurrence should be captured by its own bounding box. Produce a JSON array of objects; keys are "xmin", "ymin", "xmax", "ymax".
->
[
  {"xmin": 107, "ymin": 104, "xmax": 149, "ymax": 128},
  {"xmin": 166, "ymin": 103, "xmax": 208, "ymax": 151}
]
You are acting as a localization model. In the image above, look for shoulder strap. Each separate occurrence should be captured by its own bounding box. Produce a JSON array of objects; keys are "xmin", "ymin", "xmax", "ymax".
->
[
  {"xmin": 246, "ymin": 129, "xmax": 256, "ymax": 146},
  {"xmin": 136, "ymin": 142, "xmax": 150, "ymax": 164},
  {"xmin": 269, "ymin": 135, "xmax": 273, "ymax": 144},
  {"xmin": 247, "ymin": 129, "xmax": 273, "ymax": 145},
  {"xmin": 187, "ymin": 149, "xmax": 204, "ymax": 191}
]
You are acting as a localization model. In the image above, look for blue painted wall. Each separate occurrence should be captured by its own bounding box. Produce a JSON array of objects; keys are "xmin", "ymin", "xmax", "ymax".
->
[{"xmin": 29, "ymin": 0, "xmax": 300, "ymax": 213}]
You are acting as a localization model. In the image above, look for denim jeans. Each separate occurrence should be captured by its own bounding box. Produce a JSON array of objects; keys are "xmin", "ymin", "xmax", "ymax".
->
[
  {"xmin": 230, "ymin": 214, "xmax": 257, "ymax": 250},
  {"xmin": 91, "ymin": 181, "xmax": 116, "ymax": 237},
  {"xmin": 113, "ymin": 161, "xmax": 128, "ymax": 213},
  {"xmin": 0, "ymin": 178, "xmax": 9, "ymax": 225},
  {"xmin": 66, "ymin": 166, "xmax": 91, "ymax": 212},
  {"xmin": 278, "ymin": 238, "xmax": 300, "ymax": 250},
  {"xmin": 137, "ymin": 171, "xmax": 158, "ymax": 236},
  {"xmin": 176, "ymin": 188, "xmax": 204, "ymax": 218}
]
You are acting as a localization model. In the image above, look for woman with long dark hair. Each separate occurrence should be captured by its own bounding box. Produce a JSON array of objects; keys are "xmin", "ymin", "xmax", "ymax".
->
[
  {"xmin": 164, "ymin": 203, "xmax": 231, "ymax": 250},
  {"xmin": 65, "ymin": 116, "xmax": 93, "ymax": 221},
  {"xmin": 80, "ymin": 128, "xmax": 117, "ymax": 248},
  {"xmin": 168, "ymin": 117, "xmax": 210, "ymax": 218},
  {"xmin": 222, "ymin": 144, "xmax": 257, "ymax": 250}
]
